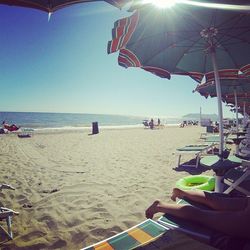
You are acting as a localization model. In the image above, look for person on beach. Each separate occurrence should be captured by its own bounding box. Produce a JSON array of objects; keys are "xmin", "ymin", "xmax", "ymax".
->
[
  {"xmin": 149, "ymin": 118, "xmax": 154, "ymax": 129},
  {"xmin": 145, "ymin": 188, "xmax": 250, "ymax": 240},
  {"xmin": 2, "ymin": 120, "xmax": 20, "ymax": 132}
]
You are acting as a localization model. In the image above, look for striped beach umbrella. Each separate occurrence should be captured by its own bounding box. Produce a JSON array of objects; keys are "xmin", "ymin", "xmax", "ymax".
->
[
  {"xmin": 0, "ymin": 0, "xmax": 129, "ymax": 13},
  {"xmin": 194, "ymin": 74, "xmax": 250, "ymax": 132},
  {"xmin": 108, "ymin": 1, "xmax": 250, "ymax": 192}
]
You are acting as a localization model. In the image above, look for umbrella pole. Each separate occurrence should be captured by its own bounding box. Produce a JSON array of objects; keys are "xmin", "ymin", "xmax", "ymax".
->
[
  {"xmin": 234, "ymin": 89, "xmax": 239, "ymax": 134},
  {"xmin": 210, "ymin": 51, "xmax": 224, "ymax": 155},
  {"xmin": 234, "ymin": 89, "xmax": 240, "ymax": 154},
  {"xmin": 211, "ymin": 51, "xmax": 224, "ymax": 193},
  {"xmin": 244, "ymin": 102, "xmax": 246, "ymax": 122}
]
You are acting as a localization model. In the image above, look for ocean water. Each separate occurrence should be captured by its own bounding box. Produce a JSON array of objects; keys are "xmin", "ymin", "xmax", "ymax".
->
[{"xmin": 0, "ymin": 112, "xmax": 182, "ymax": 130}]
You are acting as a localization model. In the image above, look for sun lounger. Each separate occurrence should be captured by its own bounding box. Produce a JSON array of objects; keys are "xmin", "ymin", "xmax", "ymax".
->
[
  {"xmin": 176, "ymin": 143, "xmax": 217, "ymax": 168},
  {"xmin": 203, "ymin": 135, "xmax": 220, "ymax": 142},
  {"xmin": 0, "ymin": 207, "xmax": 18, "ymax": 240},
  {"xmin": 223, "ymin": 160, "xmax": 250, "ymax": 196},
  {"xmin": 158, "ymin": 199, "xmax": 212, "ymax": 243},
  {"xmin": 81, "ymin": 219, "xmax": 170, "ymax": 250},
  {"xmin": 158, "ymin": 198, "xmax": 250, "ymax": 250}
]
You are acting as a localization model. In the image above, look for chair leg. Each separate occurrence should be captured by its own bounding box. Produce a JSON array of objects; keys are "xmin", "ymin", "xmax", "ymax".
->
[
  {"xmin": 0, "ymin": 217, "xmax": 13, "ymax": 240},
  {"xmin": 177, "ymin": 154, "xmax": 181, "ymax": 167},
  {"xmin": 6, "ymin": 216, "xmax": 13, "ymax": 239},
  {"xmin": 195, "ymin": 155, "xmax": 200, "ymax": 168}
]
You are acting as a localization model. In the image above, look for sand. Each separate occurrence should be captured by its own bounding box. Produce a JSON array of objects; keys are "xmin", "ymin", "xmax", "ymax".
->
[{"xmin": 0, "ymin": 126, "xmax": 216, "ymax": 250}]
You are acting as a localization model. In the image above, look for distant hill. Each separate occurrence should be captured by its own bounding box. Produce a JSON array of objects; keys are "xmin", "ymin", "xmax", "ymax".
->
[{"xmin": 182, "ymin": 113, "xmax": 219, "ymax": 121}]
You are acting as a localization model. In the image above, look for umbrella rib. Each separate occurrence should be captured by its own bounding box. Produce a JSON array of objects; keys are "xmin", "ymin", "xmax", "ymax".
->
[
  {"xmin": 218, "ymin": 29, "xmax": 250, "ymax": 46},
  {"xmin": 171, "ymin": 36, "xmax": 207, "ymax": 75},
  {"xmin": 215, "ymin": 13, "xmax": 250, "ymax": 45},
  {"xmin": 143, "ymin": 37, "xmax": 205, "ymax": 70},
  {"xmin": 216, "ymin": 13, "xmax": 245, "ymax": 30},
  {"xmin": 215, "ymin": 37, "xmax": 250, "ymax": 69},
  {"xmin": 126, "ymin": 30, "xmax": 201, "ymax": 48}
]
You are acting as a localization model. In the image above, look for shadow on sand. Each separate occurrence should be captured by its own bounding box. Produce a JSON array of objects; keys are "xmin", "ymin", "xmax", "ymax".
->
[{"xmin": 172, "ymin": 158, "xmax": 211, "ymax": 175}]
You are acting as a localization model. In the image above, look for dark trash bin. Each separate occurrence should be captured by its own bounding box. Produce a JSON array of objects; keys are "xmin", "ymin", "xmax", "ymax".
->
[
  {"xmin": 206, "ymin": 126, "xmax": 214, "ymax": 133},
  {"xmin": 92, "ymin": 122, "xmax": 99, "ymax": 134}
]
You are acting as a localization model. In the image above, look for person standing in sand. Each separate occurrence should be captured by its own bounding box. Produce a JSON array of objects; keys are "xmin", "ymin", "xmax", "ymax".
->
[
  {"xmin": 157, "ymin": 118, "xmax": 161, "ymax": 126},
  {"xmin": 149, "ymin": 119, "xmax": 154, "ymax": 129},
  {"xmin": 145, "ymin": 188, "xmax": 250, "ymax": 240}
]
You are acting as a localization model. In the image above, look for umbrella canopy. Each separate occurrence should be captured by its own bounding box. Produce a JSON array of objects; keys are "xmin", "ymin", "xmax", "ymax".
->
[
  {"xmin": 0, "ymin": 0, "xmax": 128, "ymax": 12},
  {"xmin": 108, "ymin": 2, "xmax": 250, "ymax": 154},
  {"xmin": 194, "ymin": 75, "xmax": 250, "ymax": 99},
  {"xmin": 108, "ymin": 2, "xmax": 250, "ymax": 81},
  {"xmin": 195, "ymin": 75, "xmax": 250, "ymax": 132}
]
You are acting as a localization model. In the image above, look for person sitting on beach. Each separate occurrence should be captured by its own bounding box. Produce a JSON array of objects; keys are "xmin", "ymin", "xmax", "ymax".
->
[
  {"xmin": 149, "ymin": 118, "xmax": 154, "ymax": 129},
  {"xmin": 145, "ymin": 188, "xmax": 250, "ymax": 240},
  {"xmin": 142, "ymin": 120, "xmax": 149, "ymax": 128},
  {"xmin": 180, "ymin": 122, "xmax": 184, "ymax": 128},
  {"xmin": 2, "ymin": 121, "xmax": 20, "ymax": 132}
]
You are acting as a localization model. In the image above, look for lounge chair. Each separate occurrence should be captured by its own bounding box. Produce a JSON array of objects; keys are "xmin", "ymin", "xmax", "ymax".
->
[
  {"xmin": 158, "ymin": 198, "xmax": 250, "ymax": 250},
  {"xmin": 203, "ymin": 135, "xmax": 220, "ymax": 143},
  {"xmin": 176, "ymin": 143, "xmax": 217, "ymax": 168},
  {"xmin": 81, "ymin": 219, "xmax": 169, "ymax": 250},
  {"xmin": 223, "ymin": 160, "xmax": 250, "ymax": 196},
  {"xmin": 0, "ymin": 207, "xmax": 19, "ymax": 240},
  {"xmin": 158, "ymin": 199, "xmax": 212, "ymax": 244}
]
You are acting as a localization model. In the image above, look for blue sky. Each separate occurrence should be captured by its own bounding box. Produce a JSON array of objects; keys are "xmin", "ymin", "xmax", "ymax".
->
[{"xmin": 0, "ymin": 2, "xmax": 235, "ymax": 118}]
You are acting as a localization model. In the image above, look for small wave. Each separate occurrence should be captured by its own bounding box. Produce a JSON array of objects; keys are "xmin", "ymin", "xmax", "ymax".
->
[{"xmin": 33, "ymin": 124, "xmax": 143, "ymax": 132}]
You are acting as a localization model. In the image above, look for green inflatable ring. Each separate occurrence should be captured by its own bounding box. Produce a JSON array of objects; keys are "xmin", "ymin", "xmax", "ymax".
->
[{"xmin": 176, "ymin": 175, "xmax": 215, "ymax": 191}]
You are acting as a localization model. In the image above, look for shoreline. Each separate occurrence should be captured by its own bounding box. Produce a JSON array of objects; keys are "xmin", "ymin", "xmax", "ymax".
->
[{"xmin": 12, "ymin": 123, "xmax": 185, "ymax": 135}]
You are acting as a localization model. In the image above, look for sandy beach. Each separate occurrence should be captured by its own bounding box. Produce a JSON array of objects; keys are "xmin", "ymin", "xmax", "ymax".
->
[{"xmin": 0, "ymin": 126, "xmax": 216, "ymax": 250}]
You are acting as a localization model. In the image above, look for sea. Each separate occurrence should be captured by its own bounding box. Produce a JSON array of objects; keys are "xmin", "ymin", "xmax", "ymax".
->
[{"xmin": 0, "ymin": 112, "xmax": 183, "ymax": 131}]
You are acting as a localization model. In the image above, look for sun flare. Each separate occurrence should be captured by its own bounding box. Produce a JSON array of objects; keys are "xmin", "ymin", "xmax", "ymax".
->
[{"xmin": 152, "ymin": 0, "xmax": 177, "ymax": 8}]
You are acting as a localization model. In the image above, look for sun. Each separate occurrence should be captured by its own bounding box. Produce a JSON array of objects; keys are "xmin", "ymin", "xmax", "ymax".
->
[{"xmin": 152, "ymin": 0, "xmax": 177, "ymax": 8}]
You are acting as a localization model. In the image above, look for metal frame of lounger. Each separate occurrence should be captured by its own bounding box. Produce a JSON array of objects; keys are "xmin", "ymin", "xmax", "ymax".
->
[
  {"xmin": 0, "ymin": 207, "xmax": 17, "ymax": 240},
  {"xmin": 81, "ymin": 219, "xmax": 170, "ymax": 250},
  {"xmin": 176, "ymin": 143, "xmax": 217, "ymax": 168},
  {"xmin": 0, "ymin": 184, "xmax": 16, "ymax": 240},
  {"xmin": 223, "ymin": 160, "xmax": 250, "ymax": 195}
]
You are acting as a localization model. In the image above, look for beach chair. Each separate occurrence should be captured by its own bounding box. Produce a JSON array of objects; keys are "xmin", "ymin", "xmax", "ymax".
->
[
  {"xmin": 157, "ymin": 199, "xmax": 250, "ymax": 250},
  {"xmin": 0, "ymin": 207, "xmax": 18, "ymax": 240},
  {"xmin": 158, "ymin": 199, "xmax": 212, "ymax": 244},
  {"xmin": 203, "ymin": 134, "xmax": 234, "ymax": 146},
  {"xmin": 223, "ymin": 160, "xmax": 250, "ymax": 196},
  {"xmin": 81, "ymin": 219, "xmax": 170, "ymax": 250},
  {"xmin": 176, "ymin": 143, "xmax": 217, "ymax": 168},
  {"xmin": 203, "ymin": 135, "xmax": 220, "ymax": 143}
]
